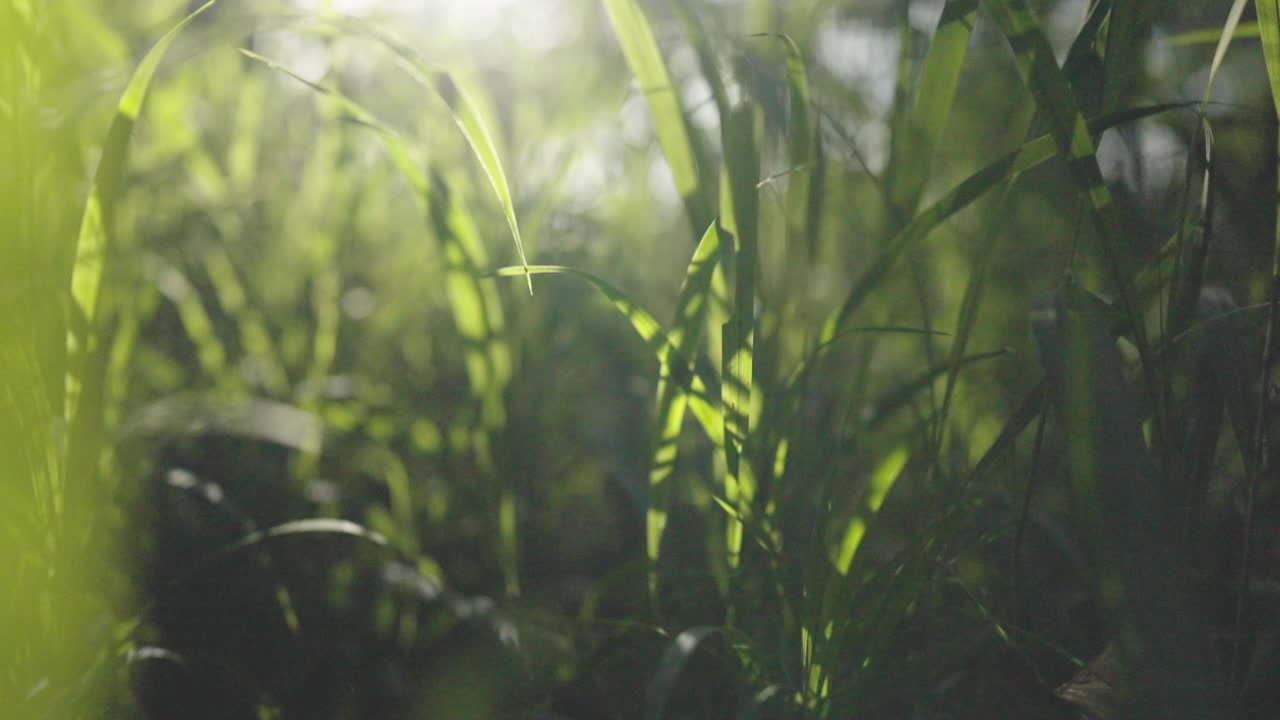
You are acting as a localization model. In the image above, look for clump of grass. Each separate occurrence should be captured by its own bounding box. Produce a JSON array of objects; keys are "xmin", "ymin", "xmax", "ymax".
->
[{"xmin": 7, "ymin": 1, "xmax": 1280, "ymax": 718}]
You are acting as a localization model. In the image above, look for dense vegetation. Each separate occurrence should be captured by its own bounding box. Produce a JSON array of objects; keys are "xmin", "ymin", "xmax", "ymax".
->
[{"xmin": 4, "ymin": 0, "xmax": 1280, "ymax": 717}]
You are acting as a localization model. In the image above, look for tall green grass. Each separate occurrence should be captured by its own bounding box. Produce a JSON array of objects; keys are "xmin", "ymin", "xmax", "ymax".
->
[{"xmin": 6, "ymin": 0, "xmax": 1280, "ymax": 717}]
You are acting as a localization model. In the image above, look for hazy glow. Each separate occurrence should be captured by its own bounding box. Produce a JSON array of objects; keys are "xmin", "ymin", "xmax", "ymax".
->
[{"xmin": 293, "ymin": 0, "xmax": 574, "ymax": 48}]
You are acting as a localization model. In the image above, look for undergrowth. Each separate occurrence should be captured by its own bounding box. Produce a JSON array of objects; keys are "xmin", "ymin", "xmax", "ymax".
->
[{"xmin": 4, "ymin": 0, "xmax": 1280, "ymax": 718}]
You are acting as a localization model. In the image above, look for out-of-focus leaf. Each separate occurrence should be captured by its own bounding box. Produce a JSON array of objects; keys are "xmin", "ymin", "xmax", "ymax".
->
[{"xmin": 119, "ymin": 394, "xmax": 323, "ymax": 454}]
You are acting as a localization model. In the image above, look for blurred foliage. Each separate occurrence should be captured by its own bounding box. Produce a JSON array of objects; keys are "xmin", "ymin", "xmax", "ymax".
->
[{"xmin": 4, "ymin": 0, "xmax": 1280, "ymax": 717}]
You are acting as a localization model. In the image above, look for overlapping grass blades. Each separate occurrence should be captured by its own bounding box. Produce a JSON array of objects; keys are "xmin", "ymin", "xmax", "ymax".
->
[
  {"xmin": 647, "ymin": 221, "xmax": 725, "ymax": 603},
  {"xmin": 981, "ymin": 0, "xmax": 1165, "ymax": 444},
  {"xmin": 68, "ymin": 0, "xmax": 217, "ymax": 352},
  {"xmin": 63, "ymin": 0, "xmax": 219, "ymax": 510},
  {"xmin": 889, "ymin": 0, "xmax": 978, "ymax": 215},
  {"xmin": 241, "ymin": 47, "xmax": 519, "ymax": 594}
]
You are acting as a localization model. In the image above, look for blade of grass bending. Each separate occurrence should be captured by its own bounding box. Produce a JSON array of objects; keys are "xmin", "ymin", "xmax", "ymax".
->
[
  {"xmin": 645, "ymin": 626, "xmax": 720, "ymax": 720},
  {"xmin": 1237, "ymin": 0, "xmax": 1280, "ymax": 692},
  {"xmin": 977, "ymin": 0, "xmax": 1167, "ymax": 452},
  {"xmin": 820, "ymin": 102, "xmax": 1187, "ymax": 344},
  {"xmin": 832, "ymin": 447, "xmax": 909, "ymax": 576},
  {"xmin": 119, "ymin": 394, "xmax": 324, "ymax": 453},
  {"xmin": 313, "ymin": 25, "xmax": 534, "ymax": 292},
  {"xmin": 65, "ymin": 0, "xmax": 218, "ymax": 464},
  {"xmin": 238, "ymin": 49, "xmax": 424, "ymax": 193},
  {"xmin": 605, "ymin": 0, "xmax": 712, "ymax": 231},
  {"xmin": 891, "ymin": 0, "xmax": 979, "ymax": 214},
  {"xmin": 648, "ymin": 221, "xmax": 724, "ymax": 604},
  {"xmin": 427, "ymin": 72, "xmax": 532, "ymax": 293},
  {"xmin": 1203, "ymin": 0, "xmax": 1251, "ymax": 108},
  {"xmin": 68, "ymin": 0, "xmax": 217, "ymax": 350}
]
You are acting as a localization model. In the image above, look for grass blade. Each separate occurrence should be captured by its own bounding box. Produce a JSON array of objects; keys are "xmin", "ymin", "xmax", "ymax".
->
[
  {"xmin": 428, "ymin": 72, "xmax": 532, "ymax": 293},
  {"xmin": 719, "ymin": 105, "xmax": 759, "ymax": 570},
  {"xmin": 69, "ymin": 0, "xmax": 217, "ymax": 344},
  {"xmin": 119, "ymin": 395, "xmax": 323, "ymax": 453},
  {"xmin": 645, "ymin": 626, "xmax": 719, "ymax": 720},
  {"xmin": 649, "ymin": 221, "xmax": 725, "ymax": 604},
  {"xmin": 891, "ymin": 0, "xmax": 979, "ymax": 214},
  {"xmin": 605, "ymin": 0, "xmax": 712, "ymax": 231},
  {"xmin": 831, "ymin": 447, "xmax": 909, "ymax": 576},
  {"xmin": 962, "ymin": 0, "xmax": 1167, "ymax": 451}
]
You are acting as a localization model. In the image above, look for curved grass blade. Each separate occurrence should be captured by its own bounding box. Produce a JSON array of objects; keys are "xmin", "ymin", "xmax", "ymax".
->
[
  {"xmin": 645, "ymin": 626, "xmax": 720, "ymax": 720},
  {"xmin": 297, "ymin": 24, "xmax": 533, "ymax": 292},
  {"xmin": 69, "ymin": 0, "xmax": 217, "ymax": 341},
  {"xmin": 238, "ymin": 48, "xmax": 424, "ymax": 192},
  {"xmin": 427, "ymin": 72, "xmax": 532, "ymax": 293},
  {"xmin": 119, "ymin": 394, "xmax": 323, "ymax": 453},
  {"xmin": 648, "ymin": 221, "xmax": 724, "ymax": 604},
  {"xmin": 229, "ymin": 49, "xmax": 520, "ymax": 593},
  {"xmin": 605, "ymin": 0, "xmax": 712, "ymax": 231},
  {"xmin": 65, "ymin": 0, "xmax": 218, "ymax": 433}
]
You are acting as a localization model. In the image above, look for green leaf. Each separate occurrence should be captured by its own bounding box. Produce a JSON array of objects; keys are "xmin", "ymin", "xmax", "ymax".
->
[
  {"xmin": 719, "ymin": 106, "xmax": 759, "ymax": 569},
  {"xmin": 66, "ymin": 0, "xmax": 218, "ymax": 424},
  {"xmin": 119, "ymin": 394, "xmax": 323, "ymax": 454},
  {"xmin": 427, "ymin": 72, "xmax": 532, "ymax": 293},
  {"xmin": 1202, "ymin": 0, "xmax": 1251, "ymax": 107},
  {"xmin": 832, "ymin": 447, "xmax": 909, "ymax": 575},
  {"xmin": 605, "ymin": 0, "xmax": 711, "ymax": 230},
  {"xmin": 648, "ymin": 221, "xmax": 724, "ymax": 603},
  {"xmin": 961, "ymin": 1, "xmax": 1166, "ymax": 445},
  {"xmin": 646, "ymin": 626, "xmax": 720, "ymax": 720},
  {"xmin": 892, "ymin": 0, "xmax": 979, "ymax": 214}
]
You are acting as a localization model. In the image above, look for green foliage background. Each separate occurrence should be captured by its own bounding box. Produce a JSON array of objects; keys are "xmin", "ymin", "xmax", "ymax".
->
[{"xmin": 4, "ymin": 0, "xmax": 1280, "ymax": 717}]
